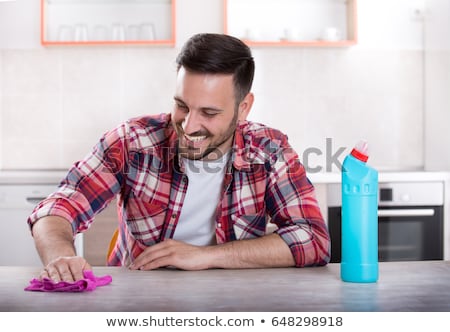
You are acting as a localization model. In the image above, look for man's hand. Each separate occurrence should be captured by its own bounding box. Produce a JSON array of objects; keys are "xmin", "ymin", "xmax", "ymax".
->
[
  {"xmin": 40, "ymin": 256, "xmax": 92, "ymax": 282},
  {"xmin": 129, "ymin": 233, "xmax": 295, "ymax": 271},
  {"xmin": 129, "ymin": 239, "xmax": 212, "ymax": 271},
  {"xmin": 31, "ymin": 216, "xmax": 92, "ymax": 282}
]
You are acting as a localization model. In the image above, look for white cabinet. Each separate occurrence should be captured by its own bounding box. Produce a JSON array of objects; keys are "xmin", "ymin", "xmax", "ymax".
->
[
  {"xmin": 0, "ymin": 184, "xmax": 83, "ymax": 266},
  {"xmin": 41, "ymin": 0, "xmax": 176, "ymax": 46},
  {"xmin": 0, "ymin": 170, "xmax": 117, "ymax": 267},
  {"xmin": 224, "ymin": 0, "xmax": 357, "ymax": 47}
]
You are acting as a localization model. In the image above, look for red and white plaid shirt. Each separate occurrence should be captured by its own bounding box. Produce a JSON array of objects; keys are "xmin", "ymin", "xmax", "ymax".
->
[{"xmin": 28, "ymin": 114, "xmax": 330, "ymax": 267}]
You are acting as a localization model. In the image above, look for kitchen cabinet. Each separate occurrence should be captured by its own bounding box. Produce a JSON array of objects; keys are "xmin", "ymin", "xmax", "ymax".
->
[
  {"xmin": 224, "ymin": 0, "xmax": 357, "ymax": 47},
  {"xmin": 0, "ymin": 184, "xmax": 83, "ymax": 266},
  {"xmin": 40, "ymin": 0, "xmax": 176, "ymax": 46},
  {"xmin": 0, "ymin": 171, "xmax": 118, "ymax": 266}
]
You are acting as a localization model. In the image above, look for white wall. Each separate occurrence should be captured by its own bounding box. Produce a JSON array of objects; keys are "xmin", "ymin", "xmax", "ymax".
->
[
  {"xmin": 0, "ymin": 50, "xmax": 2, "ymax": 169},
  {"xmin": 176, "ymin": 0, "xmax": 223, "ymax": 47},
  {"xmin": 424, "ymin": 0, "xmax": 450, "ymax": 171},
  {"xmin": 249, "ymin": 0, "xmax": 425, "ymax": 172},
  {"xmin": 0, "ymin": 0, "xmax": 438, "ymax": 173},
  {"xmin": 0, "ymin": 0, "xmax": 40, "ymax": 49}
]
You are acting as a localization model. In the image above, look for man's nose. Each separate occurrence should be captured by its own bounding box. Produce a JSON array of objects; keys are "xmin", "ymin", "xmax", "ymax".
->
[{"xmin": 182, "ymin": 111, "xmax": 202, "ymax": 134}]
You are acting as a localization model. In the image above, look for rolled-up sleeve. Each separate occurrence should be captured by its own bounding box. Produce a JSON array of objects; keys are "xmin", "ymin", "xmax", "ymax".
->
[{"xmin": 27, "ymin": 123, "xmax": 127, "ymax": 235}]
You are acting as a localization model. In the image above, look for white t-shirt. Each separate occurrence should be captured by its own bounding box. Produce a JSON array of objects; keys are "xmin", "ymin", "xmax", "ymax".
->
[{"xmin": 172, "ymin": 152, "xmax": 230, "ymax": 246}]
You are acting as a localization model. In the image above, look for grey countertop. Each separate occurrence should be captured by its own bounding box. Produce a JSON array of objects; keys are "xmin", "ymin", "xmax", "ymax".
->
[{"xmin": 1, "ymin": 261, "xmax": 449, "ymax": 312}]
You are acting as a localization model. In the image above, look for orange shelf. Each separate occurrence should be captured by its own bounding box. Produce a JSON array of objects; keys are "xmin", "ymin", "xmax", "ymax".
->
[
  {"xmin": 40, "ymin": 0, "xmax": 176, "ymax": 47},
  {"xmin": 224, "ymin": 0, "xmax": 358, "ymax": 47},
  {"xmin": 241, "ymin": 39, "xmax": 357, "ymax": 48}
]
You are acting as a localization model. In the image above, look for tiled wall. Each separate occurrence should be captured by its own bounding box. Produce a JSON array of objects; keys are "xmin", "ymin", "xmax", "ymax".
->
[
  {"xmin": 249, "ymin": 48, "xmax": 423, "ymax": 172},
  {"xmin": 0, "ymin": 48, "xmax": 178, "ymax": 169},
  {"xmin": 0, "ymin": 50, "xmax": 2, "ymax": 169},
  {"xmin": 0, "ymin": 46, "xmax": 424, "ymax": 172},
  {"xmin": 424, "ymin": 0, "xmax": 450, "ymax": 171},
  {"xmin": 0, "ymin": 0, "xmax": 434, "ymax": 172}
]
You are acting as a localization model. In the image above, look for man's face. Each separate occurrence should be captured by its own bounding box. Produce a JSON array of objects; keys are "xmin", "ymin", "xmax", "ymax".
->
[{"xmin": 172, "ymin": 67, "xmax": 247, "ymax": 161}]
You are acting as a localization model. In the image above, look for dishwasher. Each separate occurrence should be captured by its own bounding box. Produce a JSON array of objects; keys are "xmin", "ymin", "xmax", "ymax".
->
[{"xmin": 0, "ymin": 184, "xmax": 83, "ymax": 266}]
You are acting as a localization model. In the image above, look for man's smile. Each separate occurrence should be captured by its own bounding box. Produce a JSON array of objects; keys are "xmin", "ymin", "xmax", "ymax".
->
[{"xmin": 184, "ymin": 134, "xmax": 207, "ymax": 143}]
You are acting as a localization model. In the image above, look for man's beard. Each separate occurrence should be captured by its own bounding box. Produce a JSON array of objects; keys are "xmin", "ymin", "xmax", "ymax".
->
[{"xmin": 175, "ymin": 109, "xmax": 238, "ymax": 160}]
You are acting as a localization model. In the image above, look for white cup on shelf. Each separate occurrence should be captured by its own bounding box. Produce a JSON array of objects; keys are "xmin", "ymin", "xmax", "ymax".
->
[
  {"xmin": 57, "ymin": 25, "xmax": 74, "ymax": 42},
  {"xmin": 127, "ymin": 25, "xmax": 140, "ymax": 41},
  {"xmin": 74, "ymin": 24, "xmax": 89, "ymax": 42},
  {"xmin": 281, "ymin": 28, "xmax": 299, "ymax": 41},
  {"xmin": 321, "ymin": 27, "xmax": 341, "ymax": 41},
  {"xmin": 139, "ymin": 23, "xmax": 155, "ymax": 40},
  {"xmin": 92, "ymin": 25, "xmax": 109, "ymax": 41},
  {"xmin": 112, "ymin": 23, "xmax": 126, "ymax": 41},
  {"xmin": 243, "ymin": 28, "xmax": 260, "ymax": 41}
]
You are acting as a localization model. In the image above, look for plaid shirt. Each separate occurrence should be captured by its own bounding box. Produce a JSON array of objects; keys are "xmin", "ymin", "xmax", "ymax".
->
[{"xmin": 28, "ymin": 114, "xmax": 330, "ymax": 267}]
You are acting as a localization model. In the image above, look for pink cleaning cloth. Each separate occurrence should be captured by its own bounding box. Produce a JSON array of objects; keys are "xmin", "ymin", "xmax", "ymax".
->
[{"xmin": 24, "ymin": 270, "xmax": 112, "ymax": 292}]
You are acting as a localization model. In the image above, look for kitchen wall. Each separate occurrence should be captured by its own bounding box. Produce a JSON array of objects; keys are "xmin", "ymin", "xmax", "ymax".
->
[
  {"xmin": 0, "ymin": 0, "xmax": 445, "ymax": 173},
  {"xmin": 424, "ymin": 0, "xmax": 450, "ymax": 170}
]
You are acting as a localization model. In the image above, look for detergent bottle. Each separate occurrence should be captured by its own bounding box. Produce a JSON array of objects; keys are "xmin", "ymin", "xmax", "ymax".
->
[{"xmin": 341, "ymin": 140, "xmax": 378, "ymax": 283}]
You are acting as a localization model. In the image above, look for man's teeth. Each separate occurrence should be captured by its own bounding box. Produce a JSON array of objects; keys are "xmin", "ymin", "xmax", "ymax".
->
[{"xmin": 185, "ymin": 135, "xmax": 206, "ymax": 142}]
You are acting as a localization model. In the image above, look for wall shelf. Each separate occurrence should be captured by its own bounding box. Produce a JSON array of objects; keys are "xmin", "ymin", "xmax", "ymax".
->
[
  {"xmin": 40, "ymin": 0, "xmax": 176, "ymax": 46},
  {"xmin": 224, "ymin": 0, "xmax": 358, "ymax": 47}
]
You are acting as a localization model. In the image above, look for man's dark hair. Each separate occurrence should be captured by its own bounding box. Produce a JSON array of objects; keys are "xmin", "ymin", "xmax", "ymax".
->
[{"xmin": 176, "ymin": 33, "xmax": 255, "ymax": 105}]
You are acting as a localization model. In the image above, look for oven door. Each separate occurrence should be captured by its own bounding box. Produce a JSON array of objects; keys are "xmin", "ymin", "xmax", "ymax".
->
[{"xmin": 328, "ymin": 205, "xmax": 444, "ymax": 263}]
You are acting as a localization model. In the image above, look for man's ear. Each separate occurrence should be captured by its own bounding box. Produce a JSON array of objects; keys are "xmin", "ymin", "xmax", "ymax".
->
[{"xmin": 237, "ymin": 92, "xmax": 254, "ymax": 121}]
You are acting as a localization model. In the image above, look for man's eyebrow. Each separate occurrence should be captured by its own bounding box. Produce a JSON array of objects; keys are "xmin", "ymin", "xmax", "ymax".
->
[
  {"xmin": 173, "ymin": 97, "xmax": 186, "ymax": 104},
  {"xmin": 199, "ymin": 106, "xmax": 224, "ymax": 113},
  {"xmin": 173, "ymin": 97, "xmax": 224, "ymax": 113}
]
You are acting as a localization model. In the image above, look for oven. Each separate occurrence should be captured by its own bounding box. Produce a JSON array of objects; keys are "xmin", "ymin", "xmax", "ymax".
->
[{"xmin": 327, "ymin": 181, "xmax": 444, "ymax": 262}]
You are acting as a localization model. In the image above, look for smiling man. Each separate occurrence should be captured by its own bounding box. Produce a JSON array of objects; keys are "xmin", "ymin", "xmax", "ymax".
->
[
  {"xmin": 28, "ymin": 33, "xmax": 330, "ymax": 282},
  {"xmin": 172, "ymin": 67, "xmax": 243, "ymax": 161}
]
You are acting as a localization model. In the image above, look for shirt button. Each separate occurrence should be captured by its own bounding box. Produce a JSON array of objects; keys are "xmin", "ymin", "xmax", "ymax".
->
[
  {"xmin": 171, "ymin": 214, "xmax": 177, "ymax": 219},
  {"xmin": 217, "ymin": 223, "xmax": 222, "ymax": 228}
]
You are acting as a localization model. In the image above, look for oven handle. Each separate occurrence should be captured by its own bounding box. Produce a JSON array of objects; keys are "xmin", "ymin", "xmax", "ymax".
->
[{"xmin": 377, "ymin": 208, "xmax": 435, "ymax": 217}]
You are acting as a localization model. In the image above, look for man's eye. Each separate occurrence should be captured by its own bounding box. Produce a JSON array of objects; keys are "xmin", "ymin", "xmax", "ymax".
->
[
  {"xmin": 177, "ymin": 104, "xmax": 188, "ymax": 111},
  {"xmin": 203, "ymin": 111, "xmax": 219, "ymax": 117}
]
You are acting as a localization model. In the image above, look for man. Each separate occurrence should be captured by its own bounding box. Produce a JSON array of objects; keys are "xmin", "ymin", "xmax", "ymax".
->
[{"xmin": 28, "ymin": 33, "xmax": 330, "ymax": 282}]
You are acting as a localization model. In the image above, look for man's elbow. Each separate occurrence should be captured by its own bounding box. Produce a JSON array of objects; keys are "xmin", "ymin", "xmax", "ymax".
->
[{"xmin": 291, "ymin": 237, "xmax": 331, "ymax": 267}]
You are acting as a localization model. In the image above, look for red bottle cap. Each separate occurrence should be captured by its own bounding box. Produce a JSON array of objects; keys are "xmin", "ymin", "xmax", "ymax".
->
[
  {"xmin": 350, "ymin": 140, "xmax": 369, "ymax": 162},
  {"xmin": 351, "ymin": 148, "xmax": 369, "ymax": 162}
]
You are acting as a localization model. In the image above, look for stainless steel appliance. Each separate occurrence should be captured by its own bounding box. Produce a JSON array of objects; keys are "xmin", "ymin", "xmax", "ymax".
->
[{"xmin": 327, "ymin": 181, "xmax": 444, "ymax": 262}]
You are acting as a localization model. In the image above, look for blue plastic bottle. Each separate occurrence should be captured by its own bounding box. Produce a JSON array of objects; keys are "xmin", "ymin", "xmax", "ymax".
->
[{"xmin": 341, "ymin": 140, "xmax": 378, "ymax": 283}]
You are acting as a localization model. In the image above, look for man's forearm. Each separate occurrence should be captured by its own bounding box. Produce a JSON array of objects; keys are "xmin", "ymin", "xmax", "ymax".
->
[
  {"xmin": 31, "ymin": 216, "xmax": 77, "ymax": 265},
  {"xmin": 208, "ymin": 233, "xmax": 295, "ymax": 269}
]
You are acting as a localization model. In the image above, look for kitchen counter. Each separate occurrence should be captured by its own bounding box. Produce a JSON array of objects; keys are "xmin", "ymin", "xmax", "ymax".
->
[
  {"xmin": 308, "ymin": 171, "xmax": 450, "ymax": 184},
  {"xmin": 1, "ymin": 170, "xmax": 449, "ymax": 185},
  {"xmin": 1, "ymin": 261, "xmax": 450, "ymax": 312},
  {"xmin": 0, "ymin": 170, "xmax": 67, "ymax": 184}
]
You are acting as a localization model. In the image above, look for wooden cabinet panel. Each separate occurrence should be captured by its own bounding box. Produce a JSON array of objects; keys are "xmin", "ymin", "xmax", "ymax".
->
[{"xmin": 83, "ymin": 199, "xmax": 118, "ymax": 265}]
